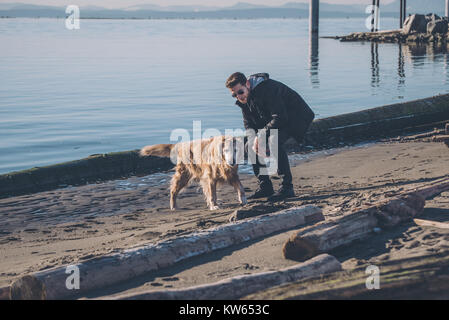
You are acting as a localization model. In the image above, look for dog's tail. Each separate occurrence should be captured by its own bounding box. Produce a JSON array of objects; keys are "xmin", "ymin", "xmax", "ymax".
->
[{"xmin": 140, "ymin": 144, "xmax": 175, "ymax": 158}]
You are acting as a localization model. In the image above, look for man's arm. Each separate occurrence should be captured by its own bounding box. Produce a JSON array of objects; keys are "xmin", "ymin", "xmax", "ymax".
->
[
  {"xmin": 262, "ymin": 87, "xmax": 289, "ymax": 131},
  {"xmin": 241, "ymin": 108, "xmax": 257, "ymax": 131}
]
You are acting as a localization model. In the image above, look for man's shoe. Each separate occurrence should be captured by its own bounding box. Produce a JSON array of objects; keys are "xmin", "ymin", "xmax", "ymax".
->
[
  {"xmin": 268, "ymin": 186, "xmax": 295, "ymax": 202},
  {"xmin": 248, "ymin": 183, "xmax": 274, "ymax": 200}
]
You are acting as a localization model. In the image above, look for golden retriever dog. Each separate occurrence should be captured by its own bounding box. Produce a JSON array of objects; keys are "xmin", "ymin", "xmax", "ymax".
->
[{"xmin": 140, "ymin": 136, "xmax": 247, "ymax": 210}]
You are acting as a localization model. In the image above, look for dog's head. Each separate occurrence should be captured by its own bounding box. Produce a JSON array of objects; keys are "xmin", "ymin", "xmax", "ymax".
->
[{"xmin": 222, "ymin": 136, "xmax": 246, "ymax": 166}]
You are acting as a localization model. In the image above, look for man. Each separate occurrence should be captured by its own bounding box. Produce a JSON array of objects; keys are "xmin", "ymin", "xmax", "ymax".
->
[{"xmin": 225, "ymin": 72, "xmax": 315, "ymax": 201}]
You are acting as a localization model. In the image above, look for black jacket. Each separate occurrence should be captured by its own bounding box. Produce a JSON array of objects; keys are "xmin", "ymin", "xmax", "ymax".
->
[{"xmin": 236, "ymin": 73, "xmax": 315, "ymax": 143}]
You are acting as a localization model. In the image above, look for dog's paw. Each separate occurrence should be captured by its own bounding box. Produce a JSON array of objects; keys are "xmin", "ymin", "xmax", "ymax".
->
[
  {"xmin": 209, "ymin": 205, "xmax": 220, "ymax": 211},
  {"xmin": 239, "ymin": 196, "xmax": 248, "ymax": 205}
]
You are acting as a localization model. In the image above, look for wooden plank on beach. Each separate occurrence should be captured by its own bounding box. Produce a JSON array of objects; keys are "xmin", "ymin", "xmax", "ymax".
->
[
  {"xmin": 283, "ymin": 178, "xmax": 449, "ymax": 262},
  {"xmin": 10, "ymin": 205, "xmax": 324, "ymax": 300},
  {"xmin": 414, "ymin": 219, "xmax": 449, "ymax": 230},
  {"xmin": 110, "ymin": 254, "xmax": 341, "ymax": 300}
]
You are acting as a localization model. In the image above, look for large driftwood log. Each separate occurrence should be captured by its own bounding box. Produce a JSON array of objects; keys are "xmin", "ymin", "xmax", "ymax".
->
[
  {"xmin": 111, "ymin": 254, "xmax": 341, "ymax": 300},
  {"xmin": 283, "ymin": 178, "xmax": 449, "ymax": 262},
  {"xmin": 10, "ymin": 205, "xmax": 323, "ymax": 300}
]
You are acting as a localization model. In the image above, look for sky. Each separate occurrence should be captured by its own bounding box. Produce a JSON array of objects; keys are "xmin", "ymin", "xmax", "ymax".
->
[{"xmin": 0, "ymin": 0, "xmax": 396, "ymax": 9}]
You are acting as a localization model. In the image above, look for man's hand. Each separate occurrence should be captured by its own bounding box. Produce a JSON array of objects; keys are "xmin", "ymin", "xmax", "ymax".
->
[
  {"xmin": 252, "ymin": 136, "xmax": 269, "ymax": 157},
  {"xmin": 252, "ymin": 136, "xmax": 259, "ymax": 154}
]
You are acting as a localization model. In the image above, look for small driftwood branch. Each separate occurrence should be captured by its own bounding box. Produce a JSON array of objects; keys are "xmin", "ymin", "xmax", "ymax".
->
[
  {"xmin": 433, "ymin": 122, "xmax": 449, "ymax": 147},
  {"xmin": 431, "ymin": 135, "xmax": 449, "ymax": 142},
  {"xmin": 414, "ymin": 219, "xmax": 449, "ymax": 230},
  {"xmin": 11, "ymin": 205, "xmax": 324, "ymax": 300},
  {"xmin": 389, "ymin": 123, "xmax": 449, "ymax": 145},
  {"xmin": 283, "ymin": 179, "xmax": 449, "ymax": 262},
  {"xmin": 111, "ymin": 254, "xmax": 341, "ymax": 300},
  {"xmin": 398, "ymin": 129, "xmax": 445, "ymax": 141}
]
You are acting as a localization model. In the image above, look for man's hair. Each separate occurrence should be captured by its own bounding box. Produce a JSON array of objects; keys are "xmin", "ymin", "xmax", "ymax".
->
[{"xmin": 225, "ymin": 72, "xmax": 247, "ymax": 89}]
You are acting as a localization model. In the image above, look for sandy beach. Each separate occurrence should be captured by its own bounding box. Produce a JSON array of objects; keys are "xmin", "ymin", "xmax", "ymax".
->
[{"xmin": 1, "ymin": 133, "xmax": 448, "ymax": 299}]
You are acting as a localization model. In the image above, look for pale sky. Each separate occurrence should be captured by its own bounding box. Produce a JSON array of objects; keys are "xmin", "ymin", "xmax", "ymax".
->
[{"xmin": 1, "ymin": 0, "xmax": 396, "ymax": 9}]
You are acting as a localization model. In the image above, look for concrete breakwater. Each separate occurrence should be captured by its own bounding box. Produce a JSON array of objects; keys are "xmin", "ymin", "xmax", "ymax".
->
[
  {"xmin": 305, "ymin": 93, "xmax": 449, "ymax": 147},
  {"xmin": 1, "ymin": 93, "xmax": 448, "ymax": 199},
  {"xmin": 0, "ymin": 151, "xmax": 173, "ymax": 199},
  {"xmin": 333, "ymin": 29, "xmax": 448, "ymax": 44},
  {"xmin": 333, "ymin": 14, "xmax": 449, "ymax": 44}
]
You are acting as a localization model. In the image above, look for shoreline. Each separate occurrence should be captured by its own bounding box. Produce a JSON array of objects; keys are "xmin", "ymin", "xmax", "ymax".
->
[{"xmin": 1, "ymin": 93, "xmax": 448, "ymax": 199}]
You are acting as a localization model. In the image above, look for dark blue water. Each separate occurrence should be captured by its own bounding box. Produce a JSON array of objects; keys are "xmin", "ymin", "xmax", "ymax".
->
[{"xmin": 1, "ymin": 17, "xmax": 449, "ymax": 174}]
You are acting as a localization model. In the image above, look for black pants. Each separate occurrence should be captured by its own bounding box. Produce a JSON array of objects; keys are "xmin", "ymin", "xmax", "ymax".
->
[{"xmin": 248, "ymin": 130, "xmax": 293, "ymax": 188}]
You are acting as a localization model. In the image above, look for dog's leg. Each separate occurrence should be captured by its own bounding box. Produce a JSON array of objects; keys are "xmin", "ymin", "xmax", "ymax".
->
[
  {"xmin": 231, "ymin": 179, "xmax": 247, "ymax": 205},
  {"xmin": 170, "ymin": 167, "xmax": 190, "ymax": 210},
  {"xmin": 210, "ymin": 181, "xmax": 220, "ymax": 210},
  {"xmin": 201, "ymin": 179, "xmax": 219, "ymax": 210}
]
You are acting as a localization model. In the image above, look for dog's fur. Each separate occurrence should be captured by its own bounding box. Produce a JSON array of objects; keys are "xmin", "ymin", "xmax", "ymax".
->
[{"xmin": 140, "ymin": 136, "xmax": 247, "ymax": 210}]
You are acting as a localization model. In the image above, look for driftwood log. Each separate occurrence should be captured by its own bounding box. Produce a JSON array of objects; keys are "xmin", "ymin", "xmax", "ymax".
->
[
  {"xmin": 283, "ymin": 178, "xmax": 449, "ymax": 261},
  {"xmin": 10, "ymin": 205, "xmax": 323, "ymax": 300},
  {"xmin": 111, "ymin": 254, "xmax": 341, "ymax": 300}
]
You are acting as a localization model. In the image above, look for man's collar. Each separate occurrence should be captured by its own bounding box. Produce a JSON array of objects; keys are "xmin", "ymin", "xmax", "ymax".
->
[{"xmin": 235, "ymin": 100, "xmax": 244, "ymax": 108}]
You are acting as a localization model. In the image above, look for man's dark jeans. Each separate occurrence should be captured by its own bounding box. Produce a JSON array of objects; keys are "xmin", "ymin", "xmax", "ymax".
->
[{"xmin": 248, "ymin": 130, "xmax": 293, "ymax": 189}]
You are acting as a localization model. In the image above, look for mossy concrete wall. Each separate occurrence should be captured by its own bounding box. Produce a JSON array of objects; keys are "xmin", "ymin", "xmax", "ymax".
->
[
  {"xmin": 0, "ymin": 151, "xmax": 173, "ymax": 199},
  {"xmin": 305, "ymin": 93, "xmax": 449, "ymax": 146}
]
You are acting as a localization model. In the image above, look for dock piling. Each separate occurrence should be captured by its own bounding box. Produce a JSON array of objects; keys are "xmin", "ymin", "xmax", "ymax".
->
[
  {"xmin": 446, "ymin": 0, "xmax": 449, "ymax": 18},
  {"xmin": 400, "ymin": 0, "xmax": 407, "ymax": 29},
  {"xmin": 309, "ymin": 0, "xmax": 319, "ymax": 34},
  {"xmin": 375, "ymin": 0, "xmax": 380, "ymax": 31}
]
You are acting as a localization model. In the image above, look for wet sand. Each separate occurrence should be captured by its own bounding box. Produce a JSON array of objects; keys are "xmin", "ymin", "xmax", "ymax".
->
[{"xmin": 0, "ymin": 137, "xmax": 448, "ymax": 299}]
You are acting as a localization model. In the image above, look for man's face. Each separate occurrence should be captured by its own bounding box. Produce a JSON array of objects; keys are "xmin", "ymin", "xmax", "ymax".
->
[{"xmin": 230, "ymin": 81, "xmax": 250, "ymax": 104}]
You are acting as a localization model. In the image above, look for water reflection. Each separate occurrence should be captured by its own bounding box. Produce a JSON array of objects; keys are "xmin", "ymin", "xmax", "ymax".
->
[
  {"xmin": 398, "ymin": 43, "xmax": 405, "ymax": 88},
  {"xmin": 369, "ymin": 41, "xmax": 449, "ymax": 88},
  {"xmin": 401, "ymin": 42, "xmax": 449, "ymax": 66},
  {"xmin": 445, "ymin": 49, "xmax": 449, "ymax": 85},
  {"xmin": 370, "ymin": 42, "xmax": 380, "ymax": 87},
  {"xmin": 309, "ymin": 32, "xmax": 319, "ymax": 88}
]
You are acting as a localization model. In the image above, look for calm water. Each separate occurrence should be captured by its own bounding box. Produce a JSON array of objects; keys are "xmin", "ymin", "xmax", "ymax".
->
[{"xmin": 1, "ymin": 17, "xmax": 449, "ymax": 174}]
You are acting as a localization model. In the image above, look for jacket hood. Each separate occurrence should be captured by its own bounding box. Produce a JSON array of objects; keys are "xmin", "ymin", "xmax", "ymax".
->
[{"xmin": 248, "ymin": 73, "xmax": 269, "ymax": 90}]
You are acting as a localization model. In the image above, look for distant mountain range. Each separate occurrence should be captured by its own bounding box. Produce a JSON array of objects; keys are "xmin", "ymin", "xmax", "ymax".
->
[{"xmin": 0, "ymin": 1, "xmax": 446, "ymax": 19}]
